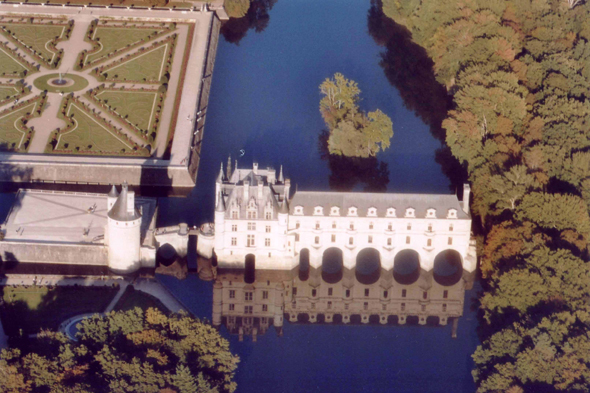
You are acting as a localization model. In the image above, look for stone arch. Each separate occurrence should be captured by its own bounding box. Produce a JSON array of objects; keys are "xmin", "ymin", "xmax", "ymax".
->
[
  {"xmin": 156, "ymin": 243, "xmax": 177, "ymax": 266},
  {"xmin": 355, "ymin": 248, "xmax": 381, "ymax": 285},
  {"xmin": 393, "ymin": 249, "xmax": 421, "ymax": 285},
  {"xmin": 245, "ymin": 254, "xmax": 256, "ymax": 284},
  {"xmin": 322, "ymin": 247, "xmax": 343, "ymax": 284},
  {"xmin": 299, "ymin": 248, "xmax": 310, "ymax": 281},
  {"xmin": 433, "ymin": 249, "xmax": 463, "ymax": 286}
]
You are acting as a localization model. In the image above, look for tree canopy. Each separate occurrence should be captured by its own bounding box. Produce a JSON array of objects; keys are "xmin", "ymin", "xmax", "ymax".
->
[
  {"xmin": 0, "ymin": 308, "xmax": 239, "ymax": 393},
  {"xmin": 319, "ymin": 73, "xmax": 393, "ymax": 158}
]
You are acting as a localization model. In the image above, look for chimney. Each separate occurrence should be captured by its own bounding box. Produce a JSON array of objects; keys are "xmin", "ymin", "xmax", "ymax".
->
[
  {"xmin": 244, "ymin": 180, "xmax": 249, "ymax": 200},
  {"xmin": 267, "ymin": 167, "xmax": 276, "ymax": 184},
  {"xmin": 284, "ymin": 179, "xmax": 291, "ymax": 200},
  {"xmin": 463, "ymin": 183, "xmax": 470, "ymax": 215},
  {"xmin": 253, "ymin": 162, "xmax": 258, "ymax": 174}
]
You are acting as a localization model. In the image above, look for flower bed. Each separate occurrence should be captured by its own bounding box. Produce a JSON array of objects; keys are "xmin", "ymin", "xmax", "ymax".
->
[
  {"xmin": 0, "ymin": 82, "xmax": 31, "ymax": 107},
  {"xmin": 0, "ymin": 92, "xmax": 46, "ymax": 152},
  {"xmin": 0, "ymin": 41, "xmax": 36, "ymax": 77}
]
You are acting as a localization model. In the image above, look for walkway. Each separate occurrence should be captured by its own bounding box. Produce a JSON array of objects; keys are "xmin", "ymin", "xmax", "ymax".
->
[
  {"xmin": 27, "ymin": 92, "xmax": 66, "ymax": 153},
  {"xmin": 103, "ymin": 280, "xmax": 129, "ymax": 312}
]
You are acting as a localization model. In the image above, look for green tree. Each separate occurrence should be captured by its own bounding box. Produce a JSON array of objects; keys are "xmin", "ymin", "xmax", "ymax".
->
[{"xmin": 225, "ymin": 0, "xmax": 250, "ymax": 18}]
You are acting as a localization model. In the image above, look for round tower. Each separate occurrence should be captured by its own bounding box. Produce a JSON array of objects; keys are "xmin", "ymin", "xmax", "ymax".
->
[{"xmin": 107, "ymin": 182, "xmax": 142, "ymax": 274}]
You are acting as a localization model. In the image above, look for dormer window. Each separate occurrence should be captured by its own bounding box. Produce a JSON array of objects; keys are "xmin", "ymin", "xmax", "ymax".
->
[
  {"xmin": 426, "ymin": 208, "xmax": 436, "ymax": 218},
  {"xmin": 447, "ymin": 209, "xmax": 457, "ymax": 219},
  {"xmin": 330, "ymin": 206, "xmax": 340, "ymax": 216},
  {"xmin": 314, "ymin": 206, "xmax": 324, "ymax": 216},
  {"xmin": 294, "ymin": 206, "xmax": 304, "ymax": 215},
  {"xmin": 405, "ymin": 208, "xmax": 415, "ymax": 218},
  {"xmin": 367, "ymin": 207, "xmax": 377, "ymax": 217},
  {"xmin": 265, "ymin": 211, "xmax": 272, "ymax": 220},
  {"xmin": 386, "ymin": 208, "xmax": 396, "ymax": 217},
  {"xmin": 348, "ymin": 207, "xmax": 358, "ymax": 216}
]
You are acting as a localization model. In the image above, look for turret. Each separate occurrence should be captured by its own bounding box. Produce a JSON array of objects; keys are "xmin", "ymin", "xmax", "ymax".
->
[
  {"xmin": 107, "ymin": 185, "xmax": 119, "ymax": 210},
  {"xmin": 278, "ymin": 165, "xmax": 284, "ymax": 183},
  {"xmin": 253, "ymin": 162, "xmax": 258, "ymax": 175},
  {"xmin": 107, "ymin": 182, "xmax": 142, "ymax": 274},
  {"xmin": 463, "ymin": 183, "xmax": 470, "ymax": 215},
  {"xmin": 215, "ymin": 163, "xmax": 224, "ymax": 196}
]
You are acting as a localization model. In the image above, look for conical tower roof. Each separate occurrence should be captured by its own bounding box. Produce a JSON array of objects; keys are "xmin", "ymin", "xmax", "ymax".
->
[
  {"xmin": 215, "ymin": 191, "xmax": 226, "ymax": 212},
  {"xmin": 279, "ymin": 198, "xmax": 289, "ymax": 214},
  {"xmin": 216, "ymin": 163, "xmax": 224, "ymax": 183},
  {"xmin": 278, "ymin": 165, "xmax": 284, "ymax": 183},
  {"xmin": 108, "ymin": 185, "xmax": 119, "ymax": 198},
  {"xmin": 107, "ymin": 182, "xmax": 141, "ymax": 221}
]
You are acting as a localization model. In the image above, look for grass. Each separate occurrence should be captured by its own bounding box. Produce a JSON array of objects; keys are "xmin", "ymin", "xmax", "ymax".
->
[
  {"xmin": 96, "ymin": 89, "xmax": 158, "ymax": 133},
  {"xmin": 113, "ymin": 285, "xmax": 169, "ymax": 314},
  {"xmin": 56, "ymin": 100, "xmax": 135, "ymax": 153},
  {"xmin": 33, "ymin": 73, "xmax": 89, "ymax": 93},
  {"xmin": 0, "ymin": 86, "xmax": 20, "ymax": 100},
  {"xmin": 102, "ymin": 43, "xmax": 168, "ymax": 82},
  {"xmin": 86, "ymin": 26, "xmax": 166, "ymax": 65},
  {"xmin": 0, "ymin": 285, "xmax": 118, "ymax": 335},
  {"xmin": 0, "ymin": 102, "xmax": 37, "ymax": 151},
  {"xmin": 0, "ymin": 47, "xmax": 27, "ymax": 76},
  {"xmin": 0, "ymin": 23, "xmax": 65, "ymax": 63}
]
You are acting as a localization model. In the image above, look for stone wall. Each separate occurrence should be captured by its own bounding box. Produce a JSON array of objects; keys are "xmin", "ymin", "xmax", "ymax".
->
[{"xmin": 0, "ymin": 241, "xmax": 108, "ymax": 266}]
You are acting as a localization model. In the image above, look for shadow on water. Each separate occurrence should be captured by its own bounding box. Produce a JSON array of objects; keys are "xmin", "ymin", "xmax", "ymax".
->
[
  {"xmin": 318, "ymin": 130, "xmax": 390, "ymax": 192},
  {"xmin": 366, "ymin": 0, "xmax": 467, "ymax": 192},
  {"xmin": 220, "ymin": 0, "xmax": 278, "ymax": 45}
]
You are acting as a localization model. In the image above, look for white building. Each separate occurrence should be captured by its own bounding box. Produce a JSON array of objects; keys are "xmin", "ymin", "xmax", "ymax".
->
[
  {"xmin": 0, "ymin": 183, "xmax": 187, "ymax": 275},
  {"xmin": 198, "ymin": 163, "xmax": 476, "ymax": 278}
]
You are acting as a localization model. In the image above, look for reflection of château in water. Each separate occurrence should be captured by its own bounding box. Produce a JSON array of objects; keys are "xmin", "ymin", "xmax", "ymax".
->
[{"xmin": 212, "ymin": 266, "xmax": 474, "ymax": 342}]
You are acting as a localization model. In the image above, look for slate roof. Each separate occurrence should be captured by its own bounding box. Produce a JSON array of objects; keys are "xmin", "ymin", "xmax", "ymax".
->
[
  {"xmin": 107, "ymin": 183, "xmax": 141, "ymax": 222},
  {"xmin": 289, "ymin": 191, "xmax": 469, "ymax": 219}
]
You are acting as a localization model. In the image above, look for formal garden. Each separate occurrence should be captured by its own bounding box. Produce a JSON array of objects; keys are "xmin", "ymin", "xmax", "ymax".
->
[{"xmin": 0, "ymin": 93, "xmax": 45, "ymax": 152}]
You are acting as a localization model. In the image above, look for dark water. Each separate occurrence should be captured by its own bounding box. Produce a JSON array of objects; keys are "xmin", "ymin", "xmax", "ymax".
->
[{"xmin": 160, "ymin": 0, "xmax": 478, "ymax": 391}]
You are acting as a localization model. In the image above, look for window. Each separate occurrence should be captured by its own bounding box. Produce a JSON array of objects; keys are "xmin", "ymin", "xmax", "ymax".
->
[
  {"xmin": 295, "ymin": 207, "xmax": 303, "ymax": 215},
  {"xmin": 402, "ymin": 289, "xmax": 407, "ymax": 298},
  {"xmin": 229, "ymin": 290, "xmax": 235, "ymax": 299},
  {"xmin": 427, "ymin": 239, "xmax": 432, "ymax": 247},
  {"xmin": 293, "ymin": 287, "xmax": 298, "ymax": 296},
  {"xmin": 263, "ymin": 290, "xmax": 268, "ymax": 299},
  {"xmin": 315, "ymin": 221, "xmax": 320, "ymax": 230},
  {"xmin": 401, "ymin": 303, "xmax": 406, "ymax": 311},
  {"xmin": 386, "ymin": 208, "xmax": 396, "ymax": 217},
  {"xmin": 314, "ymin": 206, "xmax": 323, "ymax": 215},
  {"xmin": 407, "ymin": 223, "xmax": 411, "ymax": 230},
  {"xmin": 331, "ymin": 207, "xmax": 340, "ymax": 216},
  {"xmin": 448, "ymin": 237, "xmax": 453, "ymax": 245},
  {"xmin": 427, "ymin": 224, "xmax": 432, "ymax": 232},
  {"xmin": 345, "ymin": 289, "xmax": 351, "ymax": 298},
  {"xmin": 332, "ymin": 221, "xmax": 337, "ymax": 229},
  {"xmin": 406, "ymin": 236, "xmax": 410, "ymax": 244},
  {"xmin": 245, "ymin": 292, "xmax": 253, "ymax": 301},
  {"xmin": 312, "ymin": 289, "xmax": 317, "ymax": 297},
  {"xmin": 266, "ymin": 226, "xmax": 271, "ymax": 233},
  {"xmin": 262, "ymin": 304, "xmax": 268, "ymax": 312},
  {"xmin": 448, "ymin": 209, "xmax": 457, "ymax": 218},
  {"xmin": 368, "ymin": 235, "xmax": 373, "ymax": 244},
  {"xmin": 327, "ymin": 301, "xmax": 332, "ymax": 309},
  {"xmin": 349, "ymin": 237, "xmax": 354, "ymax": 245},
  {"xmin": 383, "ymin": 290, "xmax": 388, "ymax": 298},
  {"xmin": 247, "ymin": 210, "xmax": 257, "ymax": 219},
  {"xmin": 349, "ymin": 222, "xmax": 355, "ymax": 230},
  {"xmin": 265, "ymin": 238, "xmax": 270, "ymax": 247},
  {"xmin": 245, "ymin": 306, "xmax": 253, "ymax": 314},
  {"xmin": 423, "ymin": 291, "xmax": 427, "ymax": 300},
  {"xmin": 427, "ymin": 209, "xmax": 436, "ymax": 218},
  {"xmin": 247, "ymin": 235, "xmax": 255, "ymax": 247},
  {"xmin": 231, "ymin": 210, "xmax": 238, "ymax": 219},
  {"xmin": 348, "ymin": 207, "xmax": 357, "ymax": 216},
  {"xmin": 449, "ymin": 224, "xmax": 454, "ymax": 231},
  {"xmin": 315, "ymin": 236, "xmax": 320, "ymax": 244},
  {"xmin": 387, "ymin": 238, "xmax": 392, "ymax": 246},
  {"xmin": 369, "ymin": 222, "xmax": 374, "ymax": 230},
  {"xmin": 247, "ymin": 222, "xmax": 256, "ymax": 231},
  {"xmin": 365, "ymin": 289, "xmax": 370, "ymax": 297},
  {"xmin": 363, "ymin": 302, "xmax": 369, "ymax": 310},
  {"xmin": 231, "ymin": 237, "xmax": 237, "ymax": 246},
  {"xmin": 331, "ymin": 234, "xmax": 336, "ymax": 242},
  {"xmin": 405, "ymin": 208, "xmax": 415, "ymax": 217},
  {"xmin": 442, "ymin": 304, "xmax": 447, "ymax": 312},
  {"xmin": 421, "ymin": 305, "xmax": 426, "ymax": 312},
  {"xmin": 328, "ymin": 288, "xmax": 333, "ymax": 296},
  {"xmin": 443, "ymin": 290, "xmax": 448, "ymax": 299},
  {"xmin": 387, "ymin": 223, "xmax": 393, "ymax": 231},
  {"xmin": 232, "ymin": 225, "xmax": 237, "ymax": 232},
  {"xmin": 296, "ymin": 221, "xmax": 300, "ymax": 229},
  {"xmin": 229, "ymin": 304, "xmax": 235, "ymax": 311},
  {"xmin": 265, "ymin": 211, "xmax": 272, "ymax": 220}
]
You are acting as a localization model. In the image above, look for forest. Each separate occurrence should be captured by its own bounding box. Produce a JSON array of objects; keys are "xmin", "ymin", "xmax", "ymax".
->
[{"xmin": 380, "ymin": 0, "xmax": 590, "ymax": 391}]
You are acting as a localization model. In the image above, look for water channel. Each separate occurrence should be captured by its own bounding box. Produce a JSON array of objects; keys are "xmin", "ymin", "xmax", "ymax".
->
[
  {"xmin": 0, "ymin": 0, "xmax": 480, "ymax": 391},
  {"xmin": 160, "ymin": 0, "xmax": 479, "ymax": 391}
]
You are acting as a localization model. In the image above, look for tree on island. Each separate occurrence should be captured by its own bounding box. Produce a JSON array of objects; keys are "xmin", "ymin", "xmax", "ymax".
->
[
  {"xmin": 0, "ymin": 308, "xmax": 239, "ymax": 393},
  {"xmin": 319, "ymin": 73, "xmax": 393, "ymax": 158}
]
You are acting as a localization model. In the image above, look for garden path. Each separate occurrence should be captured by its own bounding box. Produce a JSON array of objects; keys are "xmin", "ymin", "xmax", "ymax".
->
[
  {"xmin": 27, "ymin": 92, "xmax": 66, "ymax": 153},
  {"xmin": 103, "ymin": 280, "xmax": 129, "ymax": 313},
  {"xmin": 55, "ymin": 18, "xmax": 93, "ymax": 74}
]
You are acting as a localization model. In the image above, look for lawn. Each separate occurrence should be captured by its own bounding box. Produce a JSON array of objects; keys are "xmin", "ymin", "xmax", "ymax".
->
[
  {"xmin": 0, "ymin": 102, "xmax": 37, "ymax": 151},
  {"xmin": 96, "ymin": 90, "xmax": 158, "ymax": 133},
  {"xmin": 113, "ymin": 285, "xmax": 169, "ymax": 314},
  {"xmin": 0, "ymin": 86, "xmax": 20, "ymax": 100},
  {"xmin": 0, "ymin": 24, "xmax": 65, "ymax": 63},
  {"xmin": 0, "ymin": 285, "xmax": 119, "ymax": 335},
  {"xmin": 85, "ymin": 26, "xmax": 166, "ymax": 65},
  {"xmin": 102, "ymin": 43, "xmax": 169, "ymax": 82},
  {"xmin": 0, "ymin": 48, "xmax": 27, "ymax": 76},
  {"xmin": 56, "ymin": 101, "xmax": 135, "ymax": 153}
]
